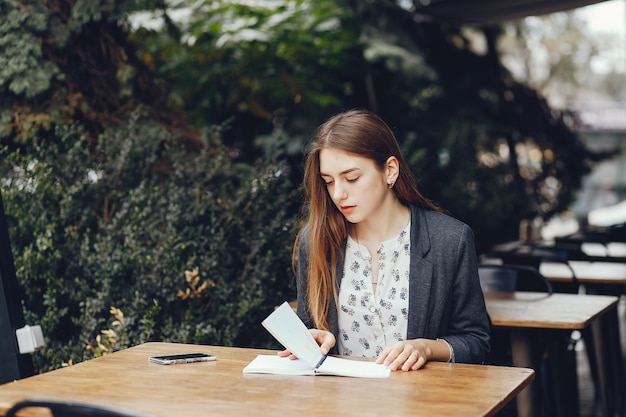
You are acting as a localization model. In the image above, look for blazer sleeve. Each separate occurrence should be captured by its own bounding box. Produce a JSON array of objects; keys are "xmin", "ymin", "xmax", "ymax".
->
[
  {"xmin": 441, "ymin": 224, "xmax": 491, "ymax": 364},
  {"xmin": 294, "ymin": 226, "xmax": 315, "ymax": 328}
]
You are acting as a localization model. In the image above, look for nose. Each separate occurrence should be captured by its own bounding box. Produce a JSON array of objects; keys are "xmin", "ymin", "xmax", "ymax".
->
[{"xmin": 332, "ymin": 183, "xmax": 347, "ymax": 201}]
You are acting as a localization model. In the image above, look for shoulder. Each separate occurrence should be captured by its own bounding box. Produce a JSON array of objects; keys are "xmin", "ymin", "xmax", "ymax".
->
[
  {"xmin": 409, "ymin": 205, "xmax": 476, "ymax": 259},
  {"xmin": 412, "ymin": 205, "xmax": 473, "ymax": 237},
  {"xmin": 299, "ymin": 223, "xmax": 310, "ymax": 238},
  {"xmin": 296, "ymin": 224, "xmax": 311, "ymax": 247}
]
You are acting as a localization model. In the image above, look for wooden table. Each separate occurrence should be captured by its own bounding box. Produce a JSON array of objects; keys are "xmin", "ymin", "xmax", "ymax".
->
[
  {"xmin": 490, "ymin": 239, "xmax": 626, "ymax": 267},
  {"xmin": 485, "ymin": 291, "xmax": 618, "ymax": 328},
  {"xmin": 484, "ymin": 291, "xmax": 619, "ymax": 417},
  {"xmin": 488, "ymin": 240, "xmax": 626, "ymax": 416},
  {"xmin": 540, "ymin": 261, "xmax": 626, "ymax": 417},
  {"xmin": 580, "ymin": 241, "xmax": 626, "ymax": 258},
  {"xmin": 0, "ymin": 342, "xmax": 534, "ymax": 417},
  {"xmin": 540, "ymin": 260, "xmax": 626, "ymax": 284}
]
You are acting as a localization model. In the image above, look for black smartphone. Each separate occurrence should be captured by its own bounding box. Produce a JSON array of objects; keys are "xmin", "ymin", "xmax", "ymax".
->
[{"xmin": 148, "ymin": 352, "xmax": 217, "ymax": 365}]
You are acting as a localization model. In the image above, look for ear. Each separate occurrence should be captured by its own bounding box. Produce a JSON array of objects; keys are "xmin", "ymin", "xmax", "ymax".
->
[{"xmin": 384, "ymin": 156, "xmax": 400, "ymax": 186}]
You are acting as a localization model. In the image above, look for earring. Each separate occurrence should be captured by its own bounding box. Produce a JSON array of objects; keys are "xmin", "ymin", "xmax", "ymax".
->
[{"xmin": 388, "ymin": 181, "xmax": 395, "ymax": 189}]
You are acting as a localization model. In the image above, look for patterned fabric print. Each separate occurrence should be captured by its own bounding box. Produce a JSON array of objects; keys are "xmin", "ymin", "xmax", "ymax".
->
[{"xmin": 337, "ymin": 223, "xmax": 411, "ymax": 358}]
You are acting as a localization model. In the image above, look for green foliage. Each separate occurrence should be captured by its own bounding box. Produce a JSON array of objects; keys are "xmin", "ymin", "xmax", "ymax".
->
[
  {"xmin": 0, "ymin": 0, "xmax": 197, "ymax": 147},
  {"xmin": 1, "ymin": 111, "xmax": 298, "ymax": 371},
  {"xmin": 130, "ymin": 0, "xmax": 366, "ymax": 159},
  {"xmin": 0, "ymin": 2, "xmax": 62, "ymax": 100}
]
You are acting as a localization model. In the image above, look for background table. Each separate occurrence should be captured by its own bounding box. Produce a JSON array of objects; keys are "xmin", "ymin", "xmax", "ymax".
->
[
  {"xmin": 485, "ymin": 291, "xmax": 618, "ymax": 328},
  {"xmin": 0, "ymin": 342, "xmax": 533, "ymax": 417},
  {"xmin": 484, "ymin": 291, "xmax": 619, "ymax": 417},
  {"xmin": 540, "ymin": 260, "xmax": 626, "ymax": 285},
  {"xmin": 539, "ymin": 261, "xmax": 626, "ymax": 417}
]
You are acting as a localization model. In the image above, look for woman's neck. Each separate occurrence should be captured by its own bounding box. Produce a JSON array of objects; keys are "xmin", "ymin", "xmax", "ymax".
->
[{"xmin": 352, "ymin": 200, "xmax": 410, "ymax": 247}]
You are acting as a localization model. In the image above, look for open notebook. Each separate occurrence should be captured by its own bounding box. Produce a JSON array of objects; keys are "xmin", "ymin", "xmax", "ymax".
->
[{"xmin": 243, "ymin": 301, "xmax": 391, "ymax": 378}]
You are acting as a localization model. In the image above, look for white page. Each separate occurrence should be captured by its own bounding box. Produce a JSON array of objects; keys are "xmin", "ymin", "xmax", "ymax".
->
[
  {"xmin": 243, "ymin": 354, "xmax": 390, "ymax": 378},
  {"xmin": 261, "ymin": 302, "xmax": 325, "ymax": 368},
  {"xmin": 317, "ymin": 356, "xmax": 391, "ymax": 379},
  {"xmin": 242, "ymin": 354, "xmax": 315, "ymax": 376}
]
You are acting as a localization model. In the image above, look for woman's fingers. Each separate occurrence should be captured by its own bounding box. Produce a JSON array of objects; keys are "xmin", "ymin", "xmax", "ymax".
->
[
  {"xmin": 309, "ymin": 329, "xmax": 336, "ymax": 355},
  {"xmin": 377, "ymin": 340, "xmax": 430, "ymax": 371},
  {"xmin": 277, "ymin": 329, "xmax": 336, "ymax": 358}
]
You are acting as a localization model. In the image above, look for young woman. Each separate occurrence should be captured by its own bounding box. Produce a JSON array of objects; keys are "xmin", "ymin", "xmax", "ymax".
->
[{"xmin": 282, "ymin": 109, "xmax": 490, "ymax": 371}]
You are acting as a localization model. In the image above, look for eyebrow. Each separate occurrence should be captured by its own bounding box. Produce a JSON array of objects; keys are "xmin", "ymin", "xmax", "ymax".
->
[{"xmin": 319, "ymin": 167, "xmax": 361, "ymax": 177}]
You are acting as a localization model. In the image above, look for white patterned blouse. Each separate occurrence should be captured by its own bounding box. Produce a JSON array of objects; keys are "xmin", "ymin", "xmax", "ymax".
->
[{"xmin": 337, "ymin": 222, "xmax": 411, "ymax": 358}]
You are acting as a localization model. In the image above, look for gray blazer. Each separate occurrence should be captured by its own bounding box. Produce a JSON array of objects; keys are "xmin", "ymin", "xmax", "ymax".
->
[{"xmin": 295, "ymin": 204, "xmax": 491, "ymax": 364}]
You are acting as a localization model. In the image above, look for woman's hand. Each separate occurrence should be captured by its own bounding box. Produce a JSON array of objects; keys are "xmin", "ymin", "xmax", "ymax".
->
[
  {"xmin": 376, "ymin": 338, "xmax": 452, "ymax": 371},
  {"xmin": 277, "ymin": 329, "xmax": 336, "ymax": 359}
]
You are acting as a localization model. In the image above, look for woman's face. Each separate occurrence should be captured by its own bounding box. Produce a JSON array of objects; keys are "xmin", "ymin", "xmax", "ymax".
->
[{"xmin": 319, "ymin": 148, "xmax": 391, "ymax": 224}]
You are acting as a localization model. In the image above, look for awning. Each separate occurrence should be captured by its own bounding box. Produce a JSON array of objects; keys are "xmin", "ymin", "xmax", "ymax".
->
[{"xmin": 413, "ymin": 0, "xmax": 612, "ymax": 25}]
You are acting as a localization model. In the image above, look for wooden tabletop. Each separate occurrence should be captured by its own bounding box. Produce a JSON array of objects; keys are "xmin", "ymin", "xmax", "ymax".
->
[
  {"xmin": 489, "ymin": 239, "xmax": 626, "ymax": 284},
  {"xmin": 540, "ymin": 260, "xmax": 626, "ymax": 284},
  {"xmin": 0, "ymin": 342, "xmax": 534, "ymax": 417},
  {"xmin": 484, "ymin": 291, "xmax": 619, "ymax": 329},
  {"xmin": 580, "ymin": 241, "xmax": 626, "ymax": 257},
  {"xmin": 492, "ymin": 239, "xmax": 626, "ymax": 258}
]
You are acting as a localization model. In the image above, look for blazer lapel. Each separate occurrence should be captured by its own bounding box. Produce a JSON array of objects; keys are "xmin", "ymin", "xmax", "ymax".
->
[{"xmin": 407, "ymin": 206, "xmax": 435, "ymax": 339}]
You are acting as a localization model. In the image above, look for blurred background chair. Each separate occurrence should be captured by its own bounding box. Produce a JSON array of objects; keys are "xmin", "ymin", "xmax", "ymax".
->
[
  {"xmin": 4, "ymin": 400, "xmax": 150, "ymax": 417},
  {"xmin": 478, "ymin": 263, "xmax": 554, "ymax": 294},
  {"xmin": 481, "ymin": 245, "xmax": 579, "ymax": 295}
]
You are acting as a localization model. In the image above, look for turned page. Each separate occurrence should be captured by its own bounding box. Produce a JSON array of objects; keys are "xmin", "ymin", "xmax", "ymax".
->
[
  {"xmin": 255, "ymin": 302, "xmax": 390, "ymax": 378},
  {"xmin": 261, "ymin": 301, "xmax": 325, "ymax": 368}
]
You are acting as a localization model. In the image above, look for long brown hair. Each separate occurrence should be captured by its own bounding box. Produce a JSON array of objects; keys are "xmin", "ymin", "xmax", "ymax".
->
[{"xmin": 294, "ymin": 109, "xmax": 440, "ymax": 330}]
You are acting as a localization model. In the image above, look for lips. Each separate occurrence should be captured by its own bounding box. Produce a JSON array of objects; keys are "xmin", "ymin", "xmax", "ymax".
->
[{"xmin": 340, "ymin": 205, "xmax": 356, "ymax": 214}]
